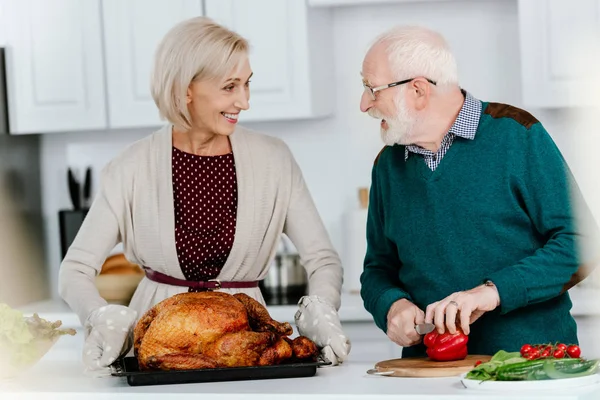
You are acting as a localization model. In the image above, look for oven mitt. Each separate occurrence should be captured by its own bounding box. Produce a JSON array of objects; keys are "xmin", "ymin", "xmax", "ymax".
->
[
  {"xmin": 82, "ymin": 305, "xmax": 137, "ymax": 377},
  {"xmin": 295, "ymin": 295, "xmax": 351, "ymax": 366}
]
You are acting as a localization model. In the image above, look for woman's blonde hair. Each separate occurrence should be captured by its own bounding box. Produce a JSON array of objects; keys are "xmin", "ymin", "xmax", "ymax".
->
[{"xmin": 151, "ymin": 17, "xmax": 249, "ymax": 130}]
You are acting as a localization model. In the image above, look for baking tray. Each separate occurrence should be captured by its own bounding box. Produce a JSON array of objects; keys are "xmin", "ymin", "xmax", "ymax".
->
[{"xmin": 111, "ymin": 356, "xmax": 331, "ymax": 386}]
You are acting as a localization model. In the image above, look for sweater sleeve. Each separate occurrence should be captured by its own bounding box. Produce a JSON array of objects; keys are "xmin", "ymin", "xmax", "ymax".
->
[
  {"xmin": 486, "ymin": 123, "xmax": 597, "ymax": 314},
  {"xmin": 361, "ymin": 163, "xmax": 412, "ymax": 332},
  {"xmin": 58, "ymin": 163, "xmax": 122, "ymax": 326},
  {"xmin": 282, "ymin": 147, "xmax": 343, "ymax": 310}
]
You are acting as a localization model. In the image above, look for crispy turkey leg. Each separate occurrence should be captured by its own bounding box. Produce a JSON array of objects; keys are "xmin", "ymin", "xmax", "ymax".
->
[
  {"xmin": 203, "ymin": 331, "xmax": 282, "ymax": 367},
  {"xmin": 233, "ymin": 293, "xmax": 293, "ymax": 336},
  {"xmin": 291, "ymin": 336, "xmax": 319, "ymax": 360},
  {"xmin": 259, "ymin": 337, "xmax": 293, "ymax": 365}
]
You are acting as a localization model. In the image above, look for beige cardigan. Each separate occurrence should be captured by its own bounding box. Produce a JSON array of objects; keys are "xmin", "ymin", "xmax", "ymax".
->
[{"xmin": 58, "ymin": 125, "xmax": 343, "ymax": 326}]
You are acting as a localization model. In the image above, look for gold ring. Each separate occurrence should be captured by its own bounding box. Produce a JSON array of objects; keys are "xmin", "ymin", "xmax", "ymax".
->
[{"xmin": 449, "ymin": 300, "xmax": 459, "ymax": 308}]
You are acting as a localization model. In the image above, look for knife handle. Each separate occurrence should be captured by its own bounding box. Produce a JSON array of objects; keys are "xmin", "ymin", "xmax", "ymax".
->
[
  {"xmin": 67, "ymin": 168, "xmax": 81, "ymax": 210},
  {"xmin": 82, "ymin": 167, "xmax": 92, "ymax": 209}
]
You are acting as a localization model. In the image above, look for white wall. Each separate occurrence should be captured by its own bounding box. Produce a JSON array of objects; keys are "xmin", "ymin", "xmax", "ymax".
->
[
  {"xmin": 0, "ymin": 0, "xmax": 6, "ymax": 46},
  {"xmin": 40, "ymin": 0, "xmax": 598, "ymax": 298}
]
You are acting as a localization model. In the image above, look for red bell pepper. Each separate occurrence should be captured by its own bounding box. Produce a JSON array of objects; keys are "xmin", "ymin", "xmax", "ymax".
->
[{"xmin": 424, "ymin": 327, "xmax": 469, "ymax": 361}]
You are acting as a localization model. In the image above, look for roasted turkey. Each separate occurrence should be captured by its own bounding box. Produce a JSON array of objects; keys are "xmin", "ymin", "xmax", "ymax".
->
[{"xmin": 133, "ymin": 292, "xmax": 318, "ymax": 370}]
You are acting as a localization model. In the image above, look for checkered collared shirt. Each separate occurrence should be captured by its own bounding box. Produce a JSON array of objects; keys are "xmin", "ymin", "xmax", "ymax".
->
[{"xmin": 405, "ymin": 91, "xmax": 482, "ymax": 171}]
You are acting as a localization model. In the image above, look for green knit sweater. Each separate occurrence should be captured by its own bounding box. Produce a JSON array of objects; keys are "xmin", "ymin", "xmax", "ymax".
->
[{"xmin": 361, "ymin": 102, "xmax": 593, "ymax": 357}]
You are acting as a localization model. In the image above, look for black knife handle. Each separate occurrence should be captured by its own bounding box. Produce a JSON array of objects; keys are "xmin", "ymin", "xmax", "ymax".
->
[
  {"xmin": 67, "ymin": 168, "xmax": 81, "ymax": 210},
  {"xmin": 82, "ymin": 167, "xmax": 92, "ymax": 209}
]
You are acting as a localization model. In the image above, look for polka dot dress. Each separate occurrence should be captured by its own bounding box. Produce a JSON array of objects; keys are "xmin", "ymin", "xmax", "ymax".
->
[{"xmin": 172, "ymin": 147, "xmax": 237, "ymax": 292}]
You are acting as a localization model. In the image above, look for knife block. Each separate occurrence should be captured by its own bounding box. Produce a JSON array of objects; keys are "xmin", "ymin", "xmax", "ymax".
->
[{"xmin": 58, "ymin": 209, "xmax": 89, "ymax": 259}]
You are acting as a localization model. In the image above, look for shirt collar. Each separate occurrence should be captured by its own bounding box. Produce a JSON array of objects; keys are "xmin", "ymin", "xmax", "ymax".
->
[{"xmin": 404, "ymin": 91, "xmax": 482, "ymax": 161}]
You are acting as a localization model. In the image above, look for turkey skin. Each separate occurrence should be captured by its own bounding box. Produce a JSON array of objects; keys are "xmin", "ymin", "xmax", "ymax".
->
[{"xmin": 133, "ymin": 292, "xmax": 318, "ymax": 370}]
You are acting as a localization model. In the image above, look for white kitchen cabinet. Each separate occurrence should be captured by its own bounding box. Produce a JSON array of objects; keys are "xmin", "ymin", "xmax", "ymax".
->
[
  {"xmin": 574, "ymin": 316, "xmax": 600, "ymax": 359},
  {"xmin": 0, "ymin": 1, "xmax": 6, "ymax": 46},
  {"xmin": 2, "ymin": 0, "xmax": 107, "ymax": 134},
  {"xmin": 205, "ymin": 0, "xmax": 334, "ymax": 122},
  {"xmin": 1, "ymin": 0, "xmax": 334, "ymax": 134},
  {"xmin": 518, "ymin": 0, "xmax": 600, "ymax": 108},
  {"xmin": 308, "ymin": 0, "xmax": 487, "ymax": 6},
  {"xmin": 343, "ymin": 321, "xmax": 402, "ymax": 363},
  {"xmin": 102, "ymin": 0, "xmax": 203, "ymax": 129}
]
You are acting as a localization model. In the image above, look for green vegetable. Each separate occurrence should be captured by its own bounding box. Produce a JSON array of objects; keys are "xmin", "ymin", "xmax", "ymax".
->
[
  {"xmin": 465, "ymin": 351, "xmax": 524, "ymax": 381},
  {"xmin": 0, "ymin": 304, "xmax": 36, "ymax": 367},
  {"xmin": 496, "ymin": 359, "xmax": 547, "ymax": 381},
  {"xmin": 542, "ymin": 359, "xmax": 599, "ymax": 379},
  {"xmin": 466, "ymin": 350, "xmax": 600, "ymax": 381},
  {"xmin": 496, "ymin": 358, "xmax": 587, "ymax": 381},
  {"xmin": 0, "ymin": 303, "xmax": 76, "ymax": 371},
  {"xmin": 0, "ymin": 304, "xmax": 34, "ymax": 344}
]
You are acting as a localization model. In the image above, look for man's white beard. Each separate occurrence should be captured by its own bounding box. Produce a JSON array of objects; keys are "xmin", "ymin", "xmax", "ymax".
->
[{"xmin": 370, "ymin": 92, "xmax": 417, "ymax": 146}]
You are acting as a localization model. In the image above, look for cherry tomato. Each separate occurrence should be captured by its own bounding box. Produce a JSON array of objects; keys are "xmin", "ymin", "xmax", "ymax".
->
[
  {"xmin": 520, "ymin": 344, "xmax": 533, "ymax": 357},
  {"xmin": 541, "ymin": 349, "xmax": 551, "ymax": 358},
  {"xmin": 553, "ymin": 349, "xmax": 565, "ymax": 358},
  {"xmin": 567, "ymin": 345, "xmax": 581, "ymax": 358},
  {"xmin": 526, "ymin": 348, "xmax": 541, "ymax": 360},
  {"xmin": 474, "ymin": 360, "xmax": 482, "ymax": 367},
  {"xmin": 557, "ymin": 343, "xmax": 567, "ymax": 352}
]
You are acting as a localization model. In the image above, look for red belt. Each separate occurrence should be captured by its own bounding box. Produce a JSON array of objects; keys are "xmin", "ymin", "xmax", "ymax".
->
[{"xmin": 143, "ymin": 267, "xmax": 259, "ymax": 290}]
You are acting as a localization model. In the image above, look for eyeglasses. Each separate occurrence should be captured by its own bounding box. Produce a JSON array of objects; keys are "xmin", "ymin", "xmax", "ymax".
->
[{"xmin": 362, "ymin": 77, "xmax": 437, "ymax": 101}]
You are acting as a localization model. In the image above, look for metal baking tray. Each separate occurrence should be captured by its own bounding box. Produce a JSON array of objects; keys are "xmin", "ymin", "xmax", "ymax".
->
[{"xmin": 111, "ymin": 356, "xmax": 331, "ymax": 386}]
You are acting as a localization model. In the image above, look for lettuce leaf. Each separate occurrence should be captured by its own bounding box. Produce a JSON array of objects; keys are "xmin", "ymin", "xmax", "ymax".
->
[
  {"xmin": 0, "ymin": 304, "xmax": 34, "ymax": 344},
  {"xmin": 465, "ymin": 351, "xmax": 524, "ymax": 381},
  {"xmin": 0, "ymin": 303, "xmax": 76, "ymax": 369}
]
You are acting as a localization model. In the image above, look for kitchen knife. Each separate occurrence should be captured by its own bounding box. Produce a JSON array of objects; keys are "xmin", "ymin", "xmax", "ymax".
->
[{"xmin": 415, "ymin": 323, "xmax": 435, "ymax": 335}]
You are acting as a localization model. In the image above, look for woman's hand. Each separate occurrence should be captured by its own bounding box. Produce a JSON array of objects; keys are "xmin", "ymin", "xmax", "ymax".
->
[
  {"xmin": 295, "ymin": 295, "xmax": 351, "ymax": 366},
  {"xmin": 82, "ymin": 305, "xmax": 137, "ymax": 377}
]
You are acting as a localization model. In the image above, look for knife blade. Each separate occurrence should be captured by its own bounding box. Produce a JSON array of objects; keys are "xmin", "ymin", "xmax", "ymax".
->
[{"xmin": 415, "ymin": 323, "xmax": 435, "ymax": 335}]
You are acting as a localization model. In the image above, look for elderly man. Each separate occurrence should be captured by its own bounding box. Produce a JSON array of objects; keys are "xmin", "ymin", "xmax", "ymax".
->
[{"xmin": 359, "ymin": 26, "xmax": 599, "ymax": 357}]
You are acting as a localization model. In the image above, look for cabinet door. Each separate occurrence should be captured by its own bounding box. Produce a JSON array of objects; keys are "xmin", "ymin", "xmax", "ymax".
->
[
  {"xmin": 205, "ymin": 0, "xmax": 329, "ymax": 122},
  {"xmin": 574, "ymin": 316, "xmax": 600, "ymax": 359},
  {"xmin": 343, "ymin": 321, "xmax": 400, "ymax": 363},
  {"xmin": 518, "ymin": 0, "xmax": 600, "ymax": 107},
  {"xmin": 102, "ymin": 0, "xmax": 203, "ymax": 129},
  {"xmin": 2, "ymin": 0, "xmax": 107, "ymax": 134}
]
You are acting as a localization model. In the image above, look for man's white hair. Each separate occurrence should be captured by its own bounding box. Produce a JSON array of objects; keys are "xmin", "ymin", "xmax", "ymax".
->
[{"xmin": 372, "ymin": 26, "xmax": 459, "ymax": 88}]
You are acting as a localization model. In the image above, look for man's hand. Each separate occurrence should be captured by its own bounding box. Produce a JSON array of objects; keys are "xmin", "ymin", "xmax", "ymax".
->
[
  {"xmin": 386, "ymin": 298, "xmax": 425, "ymax": 347},
  {"xmin": 425, "ymin": 284, "xmax": 501, "ymax": 335}
]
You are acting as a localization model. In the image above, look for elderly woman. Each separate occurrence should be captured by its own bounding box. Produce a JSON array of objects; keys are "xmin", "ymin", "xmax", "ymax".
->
[{"xmin": 58, "ymin": 17, "xmax": 350, "ymax": 376}]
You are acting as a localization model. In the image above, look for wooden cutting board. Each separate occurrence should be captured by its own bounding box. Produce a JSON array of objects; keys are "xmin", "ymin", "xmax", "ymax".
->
[{"xmin": 370, "ymin": 355, "xmax": 492, "ymax": 378}]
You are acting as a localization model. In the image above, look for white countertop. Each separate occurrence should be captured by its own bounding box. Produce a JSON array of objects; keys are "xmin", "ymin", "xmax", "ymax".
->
[
  {"xmin": 17, "ymin": 288, "xmax": 599, "ymax": 330},
  {"xmin": 1, "ymin": 333, "xmax": 599, "ymax": 400},
  {"xmin": 17, "ymin": 292, "xmax": 374, "ymax": 329}
]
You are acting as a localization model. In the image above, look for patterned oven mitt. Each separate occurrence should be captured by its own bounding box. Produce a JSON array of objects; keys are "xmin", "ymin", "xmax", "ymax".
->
[
  {"xmin": 82, "ymin": 305, "xmax": 137, "ymax": 377},
  {"xmin": 295, "ymin": 295, "xmax": 351, "ymax": 366}
]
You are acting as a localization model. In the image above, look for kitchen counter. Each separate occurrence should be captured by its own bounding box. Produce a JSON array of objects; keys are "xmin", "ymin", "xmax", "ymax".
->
[
  {"xmin": 1, "ymin": 333, "xmax": 599, "ymax": 400},
  {"xmin": 17, "ymin": 288, "xmax": 599, "ymax": 330},
  {"xmin": 17, "ymin": 292, "xmax": 374, "ymax": 329}
]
